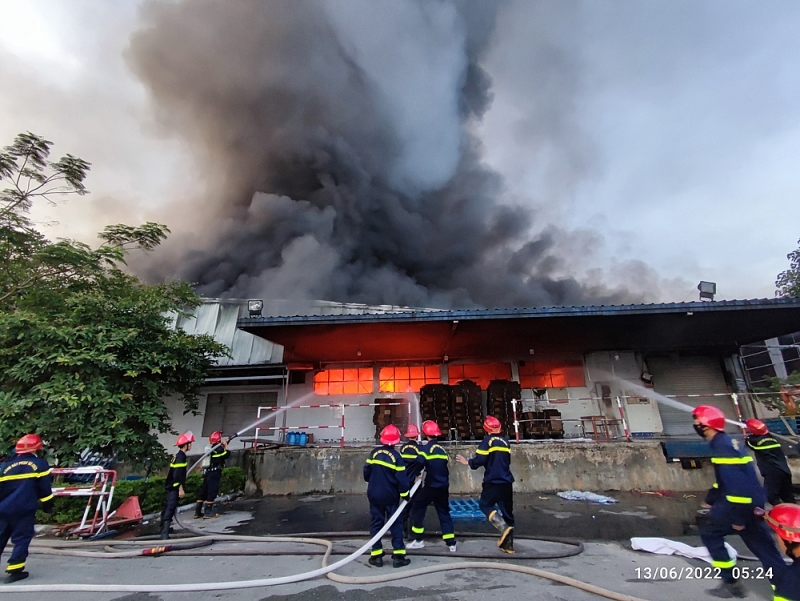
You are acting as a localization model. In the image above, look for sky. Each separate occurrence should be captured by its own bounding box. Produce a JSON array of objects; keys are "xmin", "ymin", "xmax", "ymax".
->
[{"xmin": 1, "ymin": 0, "xmax": 799, "ymax": 305}]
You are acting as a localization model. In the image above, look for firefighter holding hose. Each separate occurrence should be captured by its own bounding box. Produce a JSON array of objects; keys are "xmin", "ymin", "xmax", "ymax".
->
[
  {"xmin": 456, "ymin": 415, "xmax": 515, "ymax": 554},
  {"xmin": 160, "ymin": 431, "xmax": 193, "ymax": 540},
  {"xmin": 364, "ymin": 424, "xmax": 411, "ymax": 568},
  {"xmin": 399, "ymin": 424, "xmax": 422, "ymax": 536},
  {"xmin": 194, "ymin": 431, "xmax": 229, "ymax": 519},
  {"xmin": 745, "ymin": 419, "xmax": 796, "ymax": 505},
  {"xmin": 0, "ymin": 434, "xmax": 53, "ymax": 583},
  {"xmin": 692, "ymin": 406, "xmax": 785, "ymax": 598}
]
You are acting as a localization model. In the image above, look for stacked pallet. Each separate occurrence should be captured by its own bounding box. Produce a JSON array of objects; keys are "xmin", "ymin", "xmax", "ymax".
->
[
  {"xmin": 372, "ymin": 398, "xmax": 407, "ymax": 443},
  {"xmin": 520, "ymin": 409, "xmax": 564, "ymax": 439},
  {"xmin": 486, "ymin": 379, "xmax": 522, "ymax": 436},
  {"xmin": 419, "ymin": 384, "xmax": 453, "ymax": 439},
  {"xmin": 450, "ymin": 379, "xmax": 484, "ymax": 440}
]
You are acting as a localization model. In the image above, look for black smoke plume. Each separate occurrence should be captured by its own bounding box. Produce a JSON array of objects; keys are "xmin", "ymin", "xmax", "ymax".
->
[{"xmin": 127, "ymin": 0, "xmax": 648, "ymax": 309}]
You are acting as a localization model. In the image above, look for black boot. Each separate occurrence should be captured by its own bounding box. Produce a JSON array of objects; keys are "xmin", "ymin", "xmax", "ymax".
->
[
  {"xmin": 4, "ymin": 571, "xmax": 29, "ymax": 584},
  {"xmin": 488, "ymin": 510, "xmax": 514, "ymax": 548},
  {"xmin": 499, "ymin": 529, "xmax": 515, "ymax": 554},
  {"xmin": 368, "ymin": 554, "xmax": 384, "ymax": 567},
  {"xmin": 392, "ymin": 554, "xmax": 411, "ymax": 568},
  {"xmin": 203, "ymin": 503, "xmax": 218, "ymax": 519},
  {"xmin": 194, "ymin": 501, "xmax": 204, "ymax": 519},
  {"xmin": 159, "ymin": 520, "xmax": 171, "ymax": 540}
]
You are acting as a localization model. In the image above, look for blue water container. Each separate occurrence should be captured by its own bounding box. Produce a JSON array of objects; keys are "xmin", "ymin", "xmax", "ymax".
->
[
  {"xmin": 299, "ymin": 432, "xmax": 308, "ymax": 446},
  {"xmin": 287, "ymin": 431, "xmax": 298, "ymax": 446}
]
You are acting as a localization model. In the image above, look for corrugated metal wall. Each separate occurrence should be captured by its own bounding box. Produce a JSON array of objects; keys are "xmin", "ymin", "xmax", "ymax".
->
[{"xmin": 648, "ymin": 356, "xmax": 735, "ymax": 436}]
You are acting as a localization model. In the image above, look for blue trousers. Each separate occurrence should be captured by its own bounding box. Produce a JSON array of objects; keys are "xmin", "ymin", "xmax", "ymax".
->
[
  {"xmin": 369, "ymin": 501, "xmax": 405, "ymax": 556},
  {"xmin": 160, "ymin": 489, "xmax": 180, "ymax": 523},
  {"xmin": 479, "ymin": 482, "xmax": 515, "ymax": 526},
  {"xmin": 0, "ymin": 513, "xmax": 36, "ymax": 573},
  {"xmin": 410, "ymin": 485, "xmax": 456, "ymax": 544},
  {"xmin": 699, "ymin": 501, "xmax": 784, "ymax": 584}
]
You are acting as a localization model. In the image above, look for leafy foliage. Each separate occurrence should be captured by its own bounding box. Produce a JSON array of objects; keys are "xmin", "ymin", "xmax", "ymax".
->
[
  {"xmin": 0, "ymin": 133, "xmax": 227, "ymax": 467},
  {"xmin": 776, "ymin": 238, "xmax": 800, "ymax": 298}
]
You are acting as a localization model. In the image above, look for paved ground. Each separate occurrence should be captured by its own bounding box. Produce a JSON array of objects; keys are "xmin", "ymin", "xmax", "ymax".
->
[{"xmin": 2, "ymin": 493, "xmax": 783, "ymax": 600}]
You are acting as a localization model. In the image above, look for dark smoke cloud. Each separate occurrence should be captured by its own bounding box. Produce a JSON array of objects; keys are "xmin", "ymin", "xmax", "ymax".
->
[{"xmin": 126, "ymin": 0, "xmax": 650, "ymax": 309}]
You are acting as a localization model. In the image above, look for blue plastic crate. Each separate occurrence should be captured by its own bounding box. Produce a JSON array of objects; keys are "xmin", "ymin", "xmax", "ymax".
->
[
  {"xmin": 763, "ymin": 417, "xmax": 799, "ymax": 436},
  {"xmin": 449, "ymin": 499, "xmax": 485, "ymax": 520}
]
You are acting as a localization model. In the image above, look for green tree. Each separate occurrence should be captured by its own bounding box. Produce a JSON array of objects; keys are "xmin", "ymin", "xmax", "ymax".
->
[
  {"xmin": 0, "ymin": 132, "xmax": 227, "ymax": 466},
  {"xmin": 776, "ymin": 238, "xmax": 800, "ymax": 298}
]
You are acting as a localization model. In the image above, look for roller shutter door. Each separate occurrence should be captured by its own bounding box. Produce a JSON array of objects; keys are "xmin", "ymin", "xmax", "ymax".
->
[
  {"xmin": 203, "ymin": 391, "xmax": 279, "ymax": 438},
  {"xmin": 647, "ymin": 356, "xmax": 735, "ymax": 436}
]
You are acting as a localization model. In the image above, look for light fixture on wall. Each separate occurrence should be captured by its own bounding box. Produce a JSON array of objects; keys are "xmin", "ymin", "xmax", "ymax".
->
[
  {"xmin": 357, "ymin": 350, "xmax": 362, "ymax": 357},
  {"xmin": 529, "ymin": 348, "xmax": 535, "ymax": 355},
  {"xmin": 248, "ymin": 299, "xmax": 263, "ymax": 317}
]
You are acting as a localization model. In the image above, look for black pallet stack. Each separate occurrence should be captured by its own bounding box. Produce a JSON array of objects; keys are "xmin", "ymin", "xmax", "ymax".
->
[
  {"xmin": 486, "ymin": 379, "xmax": 522, "ymax": 436},
  {"xmin": 451, "ymin": 380, "xmax": 485, "ymax": 440},
  {"xmin": 372, "ymin": 398, "xmax": 408, "ymax": 443},
  {"xmin": 419, "ymin": 384, "xmax": 454, "ymax": 439}
]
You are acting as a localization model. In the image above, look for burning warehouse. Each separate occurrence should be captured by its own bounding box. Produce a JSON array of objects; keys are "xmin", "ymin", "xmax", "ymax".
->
[{"xmin": 162, "ymin": 296, "xmax": 800, "ymax": 451}]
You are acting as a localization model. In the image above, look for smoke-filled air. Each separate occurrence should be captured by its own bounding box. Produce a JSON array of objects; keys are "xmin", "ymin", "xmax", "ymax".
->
[{"xmin": 125, "ymin": 0, "xmax": 650, "ymax": 309}]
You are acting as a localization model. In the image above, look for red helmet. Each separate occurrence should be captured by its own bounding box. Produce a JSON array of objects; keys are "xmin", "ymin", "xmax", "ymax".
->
[
  {"xmin": 765, "ymin": 503, "xmax": 800, "ymax": 543},
  {"xmin": 745, "ymin": 419, "xmax": 768, "ymax": 436},
  {"xmin": 15, "ymin": 434, "xmax": 42, "ymax": 454},
  {"xmin": 483, "ymin": 416, "xmax": 502, "ymax": 434},
  {"xmin": 209, "ymin": 431, "xmax": 223, "ymax": 444},
  {"xmin": 692, "ymin": 405, "xmax": 726, "ymax": 431},
  {"xmin": 422, "ymin": 420, "xmax": 441, "ymax": 437},
  {"xmin": 176, "ymin": 431, "xmax": 195, "ymax": 447},
  {"xmin": 404, "ymin": 424, "xmax": 419, "ymax": 438},
  {"xmin": 379, "ymin": 425, "xmax": 401, "ymax": 446}
]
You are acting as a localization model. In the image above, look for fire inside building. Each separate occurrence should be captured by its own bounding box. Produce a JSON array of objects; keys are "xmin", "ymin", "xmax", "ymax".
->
[{"xmin": 159, "ymin": 297, "xmax": 800, "ymax": 450}]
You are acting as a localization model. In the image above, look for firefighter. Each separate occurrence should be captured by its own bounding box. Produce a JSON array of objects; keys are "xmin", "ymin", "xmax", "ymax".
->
[
  {"xmin": 745, "ymin": 419, "xmax": 796, "ymax": 505},
  {"xmin": 399, "ymin": 424, "xmax": 422, "ymax": 537},
  {"xmin": 363, "ymin": 424, "xmax": 411, "ymax": 568},
  {"xmin": 160, "ymin": 431, "xmax": 193, "ymax": 540},
  {"xmin": 194, "ymin": 431, "xmax": 229, "ymax": 519},
  {"xmin": 456, "ymin": 415, "xmax": 515, "ymax": 554},
  {"xmin": 692, "ymin": 406, "xmax": 786, "ymax": 598},
  {"xmin": 407, "ymin": 420, "xmax": 456, "ymax": 551},
  {"xmin": 0, "ymin": 434, "xmax": 54, "ymax": 583},
  {"xmin": 764, "ymin": 503, "xmax": 800, "ymax": 601}
]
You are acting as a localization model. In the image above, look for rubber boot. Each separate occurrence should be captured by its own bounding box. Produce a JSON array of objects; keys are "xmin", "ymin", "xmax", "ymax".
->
[
  {"xmin": 368, "ymin": 554, "xmax": 384, "ymax": 568},
  {"xmin": 159, "ymin": 520, "xmax": 171, "ymax": 540},
  {"xmin": 392, "ymin": 554, "xmax": 411, "ymax": 568},
  {"xmin": 4, "ymin": 571, "xmax": 29, "ymax": 584},
  {"xmin": 203, "ymin": 502, "xmax": 218, "ymax": 519},
  {"xmin": 499, "ymin": 529, "xmax": 515, "ymax": 554},
  {"xmin": 194, "ymin": 501, "xmax": 204, "ymax": 519},
  {"xmin": 705, "ymin": 581, "xmax": 747, "ymax": 598},
  {"xmin": 488, "ymin": 509, "xmax": 513, "ymax": 548}
]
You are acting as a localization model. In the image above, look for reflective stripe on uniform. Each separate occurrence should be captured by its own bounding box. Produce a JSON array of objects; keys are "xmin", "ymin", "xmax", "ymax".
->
[
  {"xmin": 750, "ymin": 443, "xmax": 782, "ymax": 450},
  {"xmin": 211, "ymin": 452, "xmax": 227, "ymax": 458},
  {"xmin": 400, "ymin": 491, "xmax": 409, "ymax": 497},
  {"xmin": 400, "ymin": 454, "xmax": 417, "ymax": 460},
  {"xmin": 475, "ymin": 447, "xmax": 511, "ymax": 455},
  {"xmin": 392, "ymin": 549, "xmax": 406, "ymax": 555},
  {"xmin": 712, "ymin": 483, "xmax": 719, "ymax": 488},
  {"xmin": 442, "ymin": 533, "xmax": 455, "ymax": 540},
  {"xmin": 170, "ymin": 462, "xmax": 188, "ymax": 468},
  {"xmin": 726, "ymin": 495, "xmax": 753, "ymax": 504},
  {"xmin": 712, "ymin": 558, "xmax": 736, "ymax": 569},
  {"xmin": 420, "ymin": 453, "xmax": 449, "ymax": 460},
  {"xmin": 412, "ymin": 526, "xmax": 425, "ymax": 534},
  {"xmin": 711, "ymin": 456, "xmax": 753, "ymax": 465},
  {"xmin": 0, "ymin": 469, "xmax": 52, "ymax": 483},
  {"xmin": 6, "ymin": 563, "xmax": 25, "ymax": 571},
  {"xmin": 774, "ymin": 596, "xmax": 791, "ymax": 601},
  {"xmin": 39, "ymin": 494, "xmax": 54, "ymax": 502},
  {"xmin": 366, "ymin": 459, "xmax": 405, "ymax": 471},
  {"xmin": 370, "ymin": 549, "xmax": 383, "ymax": 556}
]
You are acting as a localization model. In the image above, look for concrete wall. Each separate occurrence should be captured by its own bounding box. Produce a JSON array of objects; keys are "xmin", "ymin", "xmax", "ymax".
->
[{"xmin": 243, "ymin": 442, "xmax": 717, "ymax": 496}]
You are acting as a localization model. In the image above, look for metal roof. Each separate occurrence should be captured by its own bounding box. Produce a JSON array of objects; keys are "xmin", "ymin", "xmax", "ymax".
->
[
  {"xmin": 236, "ymin": 297, "xmax": 800, "ymax": 364},
  {"xmin": 172, "ymin": 302, "xmax": 283, "ymax": 366}
]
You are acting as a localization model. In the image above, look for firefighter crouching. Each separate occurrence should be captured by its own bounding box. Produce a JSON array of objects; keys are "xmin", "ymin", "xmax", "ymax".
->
[
  {"xmin": 764, "ymin": 503, "xmax": 800, "ymax": 601},
  {"xmin": 745, "ymin": 419, "xmax": 796, "ymax": 505},
  {"xmin": 0, "ymin": 434, "xmax": 54, "ymax": 583},
  {"xmin": 195, "ymin": 431, "xmax": 229, "ymax": 519},
  {"xmin": 692, "ymin": 406, "xmax": 785, "ymax": 598},
  {"xmin": 160, "ymin": 431, "xmax": 194, "ymax": 540},
  {"xmin": 407, "ymin": 420, "xmax": 456, "ymax": 551},
  {"xmin": 456, "ymin": 415, "xmax": 515, "ymax": 554},
  {"xmin": 364, "ymin": 424, "xmax": 411, "ymax": 568}
]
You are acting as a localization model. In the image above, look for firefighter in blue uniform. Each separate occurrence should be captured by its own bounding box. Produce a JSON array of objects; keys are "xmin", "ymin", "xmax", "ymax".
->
[
  {"xmin": 399, "ymin": 424, "xmax": 421, "ymax": 537},
  {"xmin": 364, "ymin": 424, "xmax": 411, "ymax": 568},
  {"xmin": 0, "ymin": 434, "xmax": 54, "ymax": 583},
  {"xmin": 194, "ymin": 431, "xmax": 229, "ymax": 519},
  {"xmin": 407, "ymin": 420, "xmax": 456, "ymax": 551},
  {"xmin": 160, "ymin": 431, "xmax": 193, "ymax": 540},
  {"xmin": 456, "ymin": 415, "xmax": 515, "ymax": 553},
  {"xmin": 693, "ymin": 405, "xmax": 785, "ymax": 598},
  {"xmin": 745, "ymin": 419, "xmax": 796, "ymax": 505},
  {"xmin": 765, "ymin": 503, "xmax": 800, "ymax": 601}
]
